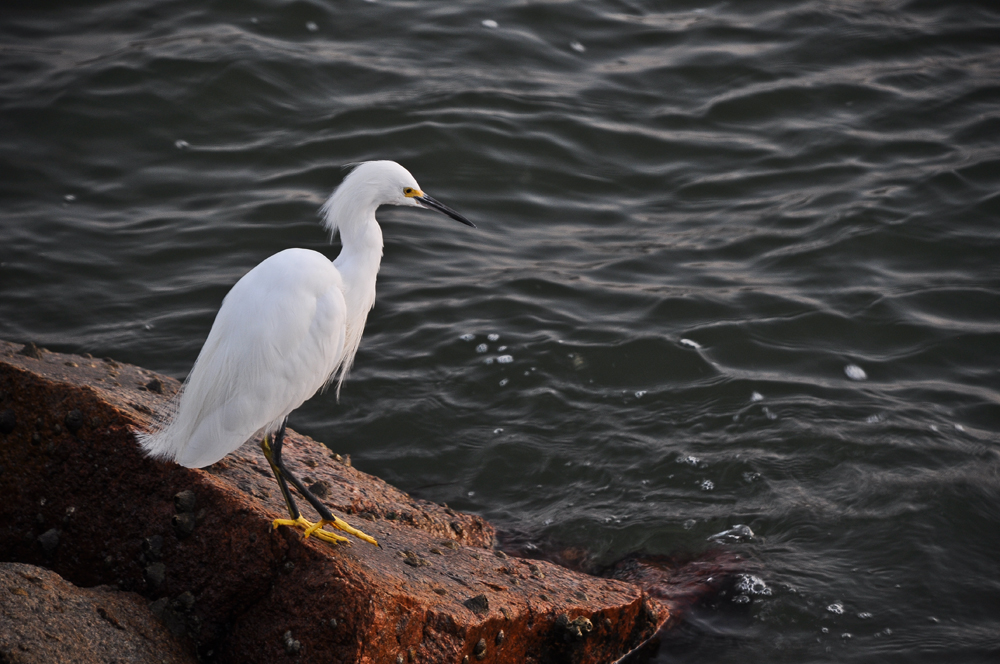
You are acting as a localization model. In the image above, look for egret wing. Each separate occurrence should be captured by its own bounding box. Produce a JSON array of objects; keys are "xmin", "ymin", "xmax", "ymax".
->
[{"xmin": 139, "ymin": 249, "xmax": 347, "ymax": 468}]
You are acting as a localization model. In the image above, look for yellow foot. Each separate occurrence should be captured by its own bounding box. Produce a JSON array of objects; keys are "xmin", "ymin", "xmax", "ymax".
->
[
  {"xmin": 272, "ymin": 516, "xmax": 349, "ymax": 544},
  {"xmin": 272, "ymin": 515, "xmax": 378, "ymax": 547}
]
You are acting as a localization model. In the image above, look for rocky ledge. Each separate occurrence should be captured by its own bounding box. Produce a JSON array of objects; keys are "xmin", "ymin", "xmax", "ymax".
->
[{"xmin": 0, "ymin": 340, "xmax": 731, "ymax": 663}]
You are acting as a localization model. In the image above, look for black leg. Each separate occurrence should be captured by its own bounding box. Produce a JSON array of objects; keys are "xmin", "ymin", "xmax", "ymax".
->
[
  {"xmin": 261, "ymin": 420, "xmax": 378, "ymax": 547},
  {"xmin": 272, "ymin": 428, "xmax": 337, "ymax": 523},
  {"xmin": 260, "ymin": 419, "xmax": 301, "ymax": 521}
]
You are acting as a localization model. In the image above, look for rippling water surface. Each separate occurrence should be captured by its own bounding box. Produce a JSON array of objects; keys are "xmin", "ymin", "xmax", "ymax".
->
[{"xmin": 3, "ymin": 1, "xmax": 999, "ymax": 660}]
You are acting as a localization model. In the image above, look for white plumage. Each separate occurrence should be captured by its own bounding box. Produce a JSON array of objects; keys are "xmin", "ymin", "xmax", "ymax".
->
[{"xmin": 139, "ymin": 160, "xmax": 473, "ymax": 472}]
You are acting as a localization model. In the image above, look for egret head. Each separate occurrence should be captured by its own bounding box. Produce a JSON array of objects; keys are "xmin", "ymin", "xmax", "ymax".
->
[{"xmin": 321, "ymin": 161, "xmax": 474, "ymax": 237}]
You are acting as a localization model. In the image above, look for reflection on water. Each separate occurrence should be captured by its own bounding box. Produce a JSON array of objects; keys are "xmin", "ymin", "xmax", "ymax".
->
[{"xmin": 2, "ymin": 1, "xmax": 999, "ymax": 661}]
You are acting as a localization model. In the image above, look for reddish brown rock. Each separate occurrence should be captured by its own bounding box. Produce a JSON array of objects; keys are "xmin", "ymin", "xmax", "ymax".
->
[
  {"xmin": 0, "ymin": 562, "xmax": 197, "ymax": 664},
  {"xmin": 0, "ymin": 340, "xmax": 669, "ymax": 663}
]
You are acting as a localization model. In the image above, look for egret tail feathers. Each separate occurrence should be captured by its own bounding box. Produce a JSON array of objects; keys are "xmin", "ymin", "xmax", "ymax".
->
[
  {"xmin": 136, "ymin": 387, "xmax": 275, "ymax": 469},
  {"xmin": 136, "ymin": 393, "xmax": 183, "ymax": 461}
]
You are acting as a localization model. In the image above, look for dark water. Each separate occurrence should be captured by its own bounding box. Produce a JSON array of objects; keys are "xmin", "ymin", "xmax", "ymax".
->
[{"xmin": 3, "ymin": 1, "xmax": 999, "ymax": 660}]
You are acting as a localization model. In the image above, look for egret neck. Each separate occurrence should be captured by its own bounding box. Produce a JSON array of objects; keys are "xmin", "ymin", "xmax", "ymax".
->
[{"xmin": 328, "ymin": 201, "xmax": 384, "ymax": 395}]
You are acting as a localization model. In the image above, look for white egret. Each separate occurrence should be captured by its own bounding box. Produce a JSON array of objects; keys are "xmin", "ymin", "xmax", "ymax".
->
[{"xmin": 139, "ymin": 161, "xmax": 475, "ymax": 546}]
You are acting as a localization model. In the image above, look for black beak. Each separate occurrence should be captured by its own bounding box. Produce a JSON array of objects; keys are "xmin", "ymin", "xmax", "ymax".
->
[{"xmin": 416, "ymin": 194, "xmax": 476, "ymax": 228}]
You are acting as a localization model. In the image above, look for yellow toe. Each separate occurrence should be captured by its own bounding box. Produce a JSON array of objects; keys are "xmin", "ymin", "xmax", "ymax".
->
[
  {"xmin": 272, "ymin": 516, "xmax": 357, "ymax": 544},
  {"xmin": 302, "ymin": 519, "xmax": 349, "ymax": 543},
  {"xmin": 328, "ymin": 516, "xmax": 379, "ymax": 547}
]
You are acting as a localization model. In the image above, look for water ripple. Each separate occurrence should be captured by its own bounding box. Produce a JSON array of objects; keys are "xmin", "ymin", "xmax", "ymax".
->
[{"xmin": 3, "ymin": 1, "xmax": 1000, "ymax": 660}]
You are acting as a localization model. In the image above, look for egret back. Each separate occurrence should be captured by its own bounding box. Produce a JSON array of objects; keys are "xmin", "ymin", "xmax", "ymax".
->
[{"xmin": 138, "ymin": 249, "xmax": 348, "ymax": 468}]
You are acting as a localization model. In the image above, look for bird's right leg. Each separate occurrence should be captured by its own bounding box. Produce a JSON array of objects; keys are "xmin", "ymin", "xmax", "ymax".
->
[
  {"xmin": 260, "ymin": 423, "xmax": 349, "ymax": 544},
  {"xmin": 260, "ymin": 429, "xmax": 301, "ymax": 519}
]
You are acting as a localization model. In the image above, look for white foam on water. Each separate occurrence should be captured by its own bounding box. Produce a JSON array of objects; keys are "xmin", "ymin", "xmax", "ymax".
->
[
  {"xmin": 708, "ymin": 524, "xmax": 755, "ymax": 542},
  {"xmin": 680, "ymin": 338, "xmax": 701, "ymax": 349},
  {"xmin": 460, "ymin": 333, "xmax": 475, "ymax": 341},
  {"xmin": 570, "ymin": 41, "xmax": 586, "ymax": 52},
  {"xmin": 827, "ymin": 603, "xmax": 845, "ymax": 614},
  {"xmin": 499, "ymin": 378, "xmax": 508, "ymax": 386},
  {"xmin": 475, "ymin": 343, "xmax": 487, "ymax": 353},
  {"xmin": 482, "ymin": 19, "xmax": 498, "ymax": 28},
  {"xmin": 306, "ymin": 21, "xmax": 318, "ymax": 31},
  {"xmin": 497, "ymin": 355, "xmax": 513, "ymax": 363},
  {"xmin": 845, "ymin": 364, "xmax": 867, "ymax": 380},
  {"xmin": 488, "ymin": 333, "xmax": 499, "ymax": 341},
  {"xmin": 751, "ymin": 391, "xmax": 764, "ymax": 402},
  {"xmin": 701, "ymin": 479, "xmax": 714, "ymax": 491},
  {"xmin": 735, "ymin": 574, "xmax": 771, "ymax": 596}
]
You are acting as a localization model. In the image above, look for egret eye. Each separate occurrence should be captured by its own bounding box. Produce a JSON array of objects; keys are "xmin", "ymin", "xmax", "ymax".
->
[{"xmin": 403, "ymin": 187, "xmax": 414, "ymax": 195}]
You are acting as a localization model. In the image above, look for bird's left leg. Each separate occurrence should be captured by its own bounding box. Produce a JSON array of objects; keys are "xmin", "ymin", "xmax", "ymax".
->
[{"xmin": 261, "ymin": 421, "xmax": 377, "ymax": 546}]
